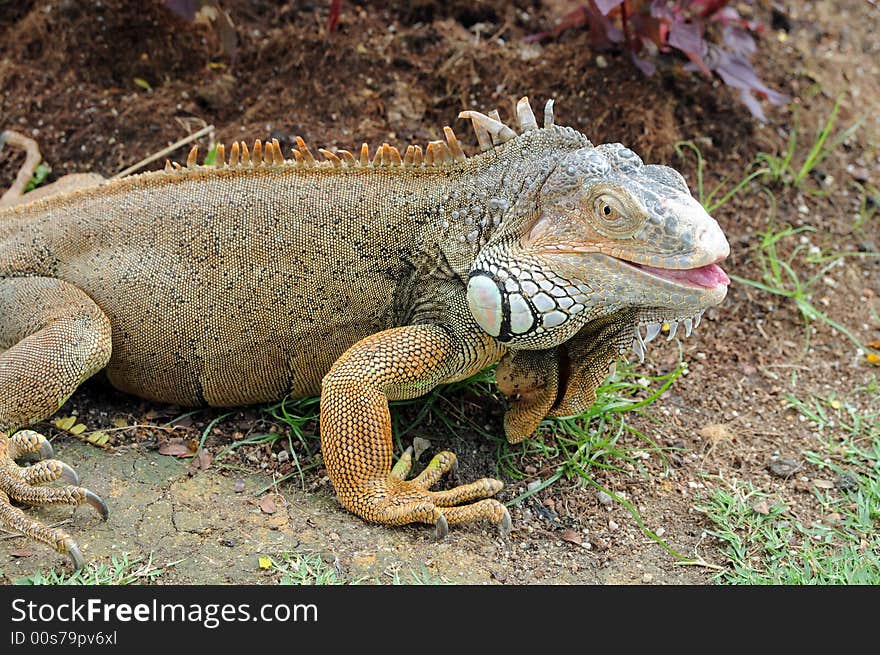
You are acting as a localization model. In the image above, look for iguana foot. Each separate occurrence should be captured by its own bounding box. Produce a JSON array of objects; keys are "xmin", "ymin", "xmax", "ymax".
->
[
  {"xmin": 349, "ymin": 446, "xmax": 511, "ymax": 538},
  {"xmin": 0, "ymin": 430, "xmax": 108, "ymax": 570}
]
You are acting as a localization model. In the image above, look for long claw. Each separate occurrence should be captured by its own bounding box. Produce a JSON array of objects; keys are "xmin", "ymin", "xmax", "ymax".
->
[
  {"xmin": 434, "ymin": 514, "xmax": 449, "ymax": 539},
  {"xmin": 65, "ymin": 540, "xmax": 85, "ymax": 571},
  {"xmin": 39, "ymin": 440, "xmax": 55, "ymax": 460},
  {"xmin": 498, "ymin": 508, "xmax": 512, "ymax": 539},
  {"xmin": 84, "ymin": 489, "xmax": 109, "ymax": 521},
  {"xmin": 59, "ymin": 462, "xmax": 80, "ymax": 486}
]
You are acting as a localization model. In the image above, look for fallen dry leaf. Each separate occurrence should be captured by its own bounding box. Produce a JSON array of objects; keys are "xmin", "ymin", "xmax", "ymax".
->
[
  {"xmin": 814, "ymin": 479, "xmax": 835, "ymax": 489},
  {"xmin": 9, "ymin": 548, "xmax": 33, "ymax": 558},
  {"xmin": 158, "ymin": 439, "xmax": 197, "ymax": 457},
  {"xmin": 54, "ymin": 416, "xmax": 77, "ymax": 431},
  {"xmin": 560, "ymin": 529, "xmax": 583, "ymax": 546},
  {"xmin": 699, "ymin": 423, "xmax": 736, "ymax": 442},
  {"xmin": 752, "ymin": 500, "xmax": 771, "ymax": 515},
  {"xmin": 259, "ymin": 495, "xmax": 277, "ymax": 514},
  {"xmin": 191, "ymin": 449, "xmax": 213, "ymax": 471},
  {"xmin": 412, "ymin": 437, "xmax": 431, "ymax": 462},
  {"xmin": 171, "ymin": 415, "xmax": 195, "ymax": 428}
]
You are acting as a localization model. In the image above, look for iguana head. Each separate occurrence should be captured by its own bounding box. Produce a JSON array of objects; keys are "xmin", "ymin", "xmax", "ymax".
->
[
  {"xmin": 466, "ymin": 114, "xmax": 729, "ymax": 364},
  {"xmin": 458, "ymin": 100, "xmax": 729, "ymax": 438}
]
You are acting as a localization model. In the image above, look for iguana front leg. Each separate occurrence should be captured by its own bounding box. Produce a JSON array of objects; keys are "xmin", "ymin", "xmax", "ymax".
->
[
  {"xmin": 320, "ymin": 325, "xmax": 511, "ymax": 536},
  {"xmin": 0, "ymin": 277, "xmax": 112, "ymax": 568},
  {"xmin": 496, "ymin": 309, "xmax": 637, "ymax": 443}
]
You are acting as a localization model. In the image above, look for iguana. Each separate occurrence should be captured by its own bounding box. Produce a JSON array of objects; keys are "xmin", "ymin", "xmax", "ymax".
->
[{"xmin": 0, "ymin": 97, "xmax": 729, "ymax": 568}]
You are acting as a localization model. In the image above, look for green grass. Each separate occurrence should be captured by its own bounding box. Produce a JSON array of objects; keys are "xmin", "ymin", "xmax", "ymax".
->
[
  {"xmin": 499, "ymin": 359, "xmax": 689, "ymax": 558},
  {"xmin": 264, "ymin": 552, "xmax": 347, "ymax": 585},
  {"xmin": 731, "ymin": 209, "xmax": 867, "ymax": 351},
  {"xmin": 24, "ymin": 163, "xmax": 51, "ymax": 192},
  {"xmin": 753, "ymin": 95, "xmax": 860, "ymax": 190},
  {"xmin": 853, "ymin": 182, "xmax": 879, "ymax": 232},
  {"xmin": 497, "ymin": 360, "xmax": 683, "ymax": 490},
  {"xmin": 14, "ymin": 553, "xmax": 168, "ymax": 585},
  {"xmin": 212, "ymin": 397, "xmax": 321, "ymax": 494},
  {"xmin": 674, "ymin": 140, "xmax": 768, "ymax": 212},
  {"xmin": 385, "ymin": 566, "xmax": 452, "ymax": 585},
  {"xmin": 262, "ymin": 551, "xmax": 451, "ymax": 585},
  {"xmin": 697, "ymin": 390, "xmax": 880, "ymax": 584}
]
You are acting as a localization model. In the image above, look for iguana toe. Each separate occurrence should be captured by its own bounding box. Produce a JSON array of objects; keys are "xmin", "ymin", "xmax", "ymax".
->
[
  {"xmin": 7, "ymin": 429, "xmax": 55, "ymax": 462},
  {"xmin": 0, "ymin": 431, "xmax": 107, "ymax": 566},
  {"xmin": 18, "ymin": 459, "xmax": 80, "ymax": 486}
]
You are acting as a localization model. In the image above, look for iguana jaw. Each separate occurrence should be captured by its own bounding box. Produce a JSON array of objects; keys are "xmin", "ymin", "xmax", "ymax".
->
[{"xmin": 624, "ymin": 259, "xmax": 730, "ymax": 289}]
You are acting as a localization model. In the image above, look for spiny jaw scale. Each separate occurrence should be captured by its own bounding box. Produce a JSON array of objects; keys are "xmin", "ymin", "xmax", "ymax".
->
[{"xmin": 621, "ymin": 311, "xmax": 706, "ymax": 364}]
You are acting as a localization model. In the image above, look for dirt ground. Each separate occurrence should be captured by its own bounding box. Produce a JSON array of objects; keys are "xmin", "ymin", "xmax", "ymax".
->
[{"xmin": 0, "ymin": 0, "xmax": 877, "ymax": 584}]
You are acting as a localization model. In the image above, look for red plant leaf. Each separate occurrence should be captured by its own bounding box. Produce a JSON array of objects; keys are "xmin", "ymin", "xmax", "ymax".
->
[
  {"xmin": 630, "ymin": 12, "xmax": 667, "ymax": 49},
  {"xmin": 585, "ymin": 3, "xmax": 624, "ymax": 48},
  {"xmin": 668, "ymin": 19, "xmax": 704, "ymax": 54},
  {"xmin": 721, "ymin": 25, "xmax": 756, "ymax": 56},
  {"xmin": 595, "ymin": 0, "xmax": 624, "ymax": 15},
  {"xmin": 669, "ymin": 23, "xmax": 713, "ymax": 77},
  {"xmin": 328, "ymin": 0, "xmax": 342, "ymax": 34},
  {"xmin": 164, "ymin": 0, "xmax": 201, "ymax": 20},
  {"xmin": 631, "ymin": 51, "xmax": 656, "ymax": 75}
]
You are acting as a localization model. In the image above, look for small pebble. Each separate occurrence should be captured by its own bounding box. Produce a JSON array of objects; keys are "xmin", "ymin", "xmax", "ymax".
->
[
  {"xmin": 769, "ymin": 456, "xmax": 800, "ymax": 477},
  {"xmin": 597, "ymin": 491, "xmax": 613, "ymax": 506},
  {"xmin": 642, "ymin": 573, "xmax": 654, "ymax": 583},
  {"xmin": 836, "ymin": 472, "xmax": 859, "ymax": 492}
]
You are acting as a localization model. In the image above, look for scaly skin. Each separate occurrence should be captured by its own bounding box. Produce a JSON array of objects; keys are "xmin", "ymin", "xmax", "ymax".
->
[{"xmin": 0, "ymin": 97, "xmax": 729, "ymax": 567}]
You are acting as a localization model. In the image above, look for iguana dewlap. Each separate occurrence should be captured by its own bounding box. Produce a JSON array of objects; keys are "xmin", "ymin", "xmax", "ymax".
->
[{"xmin": 0, "ymin": 98, "xmax": 729, "ymax": 568}]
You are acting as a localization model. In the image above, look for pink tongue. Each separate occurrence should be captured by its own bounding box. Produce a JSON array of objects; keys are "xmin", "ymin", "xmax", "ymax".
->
[{"xmin": 638, "ymin": 263, "xmax": 730, "ymax": 288}]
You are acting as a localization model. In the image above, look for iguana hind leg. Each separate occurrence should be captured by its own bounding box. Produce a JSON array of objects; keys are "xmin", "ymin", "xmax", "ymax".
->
[
  {"xmin": 0, "ymin": 277, "xmax": 113, "ymax": 568},
  {"xmin": 321, "ymin": 325, "xmax": 510, "ymax": 536},
  {"xmin": 0, "ymin": 130, "xmax": 104, "ymax": 208}
]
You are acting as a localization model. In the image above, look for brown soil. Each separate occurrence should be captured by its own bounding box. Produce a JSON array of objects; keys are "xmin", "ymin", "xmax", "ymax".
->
[{"xmin": 0, "ymin": 0, "xmax": 877, "ymax": 584}]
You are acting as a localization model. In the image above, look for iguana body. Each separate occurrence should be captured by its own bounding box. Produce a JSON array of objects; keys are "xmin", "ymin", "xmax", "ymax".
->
[{"xmin": 0, "ymin": 98, "xmax": 729, "ymax": 567}]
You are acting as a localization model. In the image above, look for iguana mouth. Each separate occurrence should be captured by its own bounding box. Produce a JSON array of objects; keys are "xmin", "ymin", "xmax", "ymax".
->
[{"xmin": 620, "ymin": 259, "xmax": 730, "ymax": 290}]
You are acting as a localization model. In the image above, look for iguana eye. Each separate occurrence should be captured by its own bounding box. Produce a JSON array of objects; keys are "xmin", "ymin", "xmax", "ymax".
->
[
  {"xmin": 584, "ymin": 183, "xmax": 647, "ymax": 238},
  {"xmin": 595, "ymin": 195, "xmax": 623, "ymax": 222}
]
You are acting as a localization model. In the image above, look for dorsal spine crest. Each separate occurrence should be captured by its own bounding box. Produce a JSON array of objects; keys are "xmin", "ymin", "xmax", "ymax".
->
[{"xmin": 165, "ymin": 96, "xmax": 559, "ymax": 175}]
